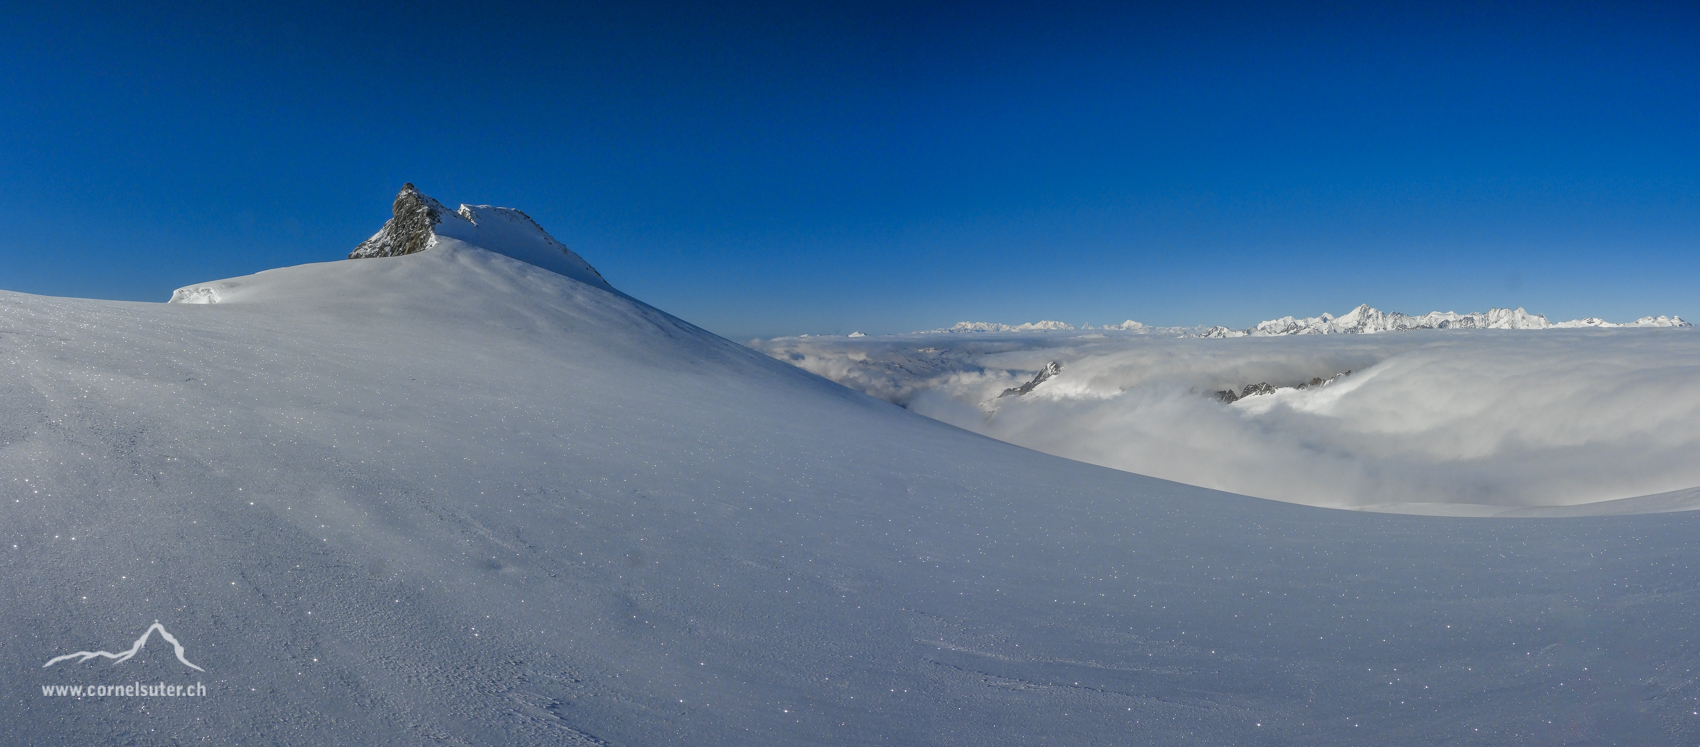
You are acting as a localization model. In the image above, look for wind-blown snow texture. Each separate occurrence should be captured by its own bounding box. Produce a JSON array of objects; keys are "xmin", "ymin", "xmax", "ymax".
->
[
  {"xmin": 755, "ymin": 326, "xmax": 1700, "ymax": 514},
  {"xmin": 5, "ymin": 197, "xmax": 1700, "ymax": 744}
]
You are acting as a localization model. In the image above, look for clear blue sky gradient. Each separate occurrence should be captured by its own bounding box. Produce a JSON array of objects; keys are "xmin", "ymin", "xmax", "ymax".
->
[{"xmin": 3, "ymin": 1, "xmax": 1696, "ymax": 337}]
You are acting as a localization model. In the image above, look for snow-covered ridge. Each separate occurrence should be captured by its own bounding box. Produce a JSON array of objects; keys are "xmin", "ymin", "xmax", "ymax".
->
[
  {"xmin": 172, "ymin": 184, "xmax": 609, "ymax": 303},
  {"xmin": 1554, "ymin": 315, "xmax": 1692, "ymax": 328},
  {"xmin": 1202, "ymin": 304, "xmax": 1689, "ymax": 337}
]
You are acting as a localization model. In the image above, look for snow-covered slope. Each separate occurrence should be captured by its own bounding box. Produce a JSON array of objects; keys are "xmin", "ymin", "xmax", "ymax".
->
[{"xmin": 7, "ymin": 202, "xmax": 1700, "ymax": 744}]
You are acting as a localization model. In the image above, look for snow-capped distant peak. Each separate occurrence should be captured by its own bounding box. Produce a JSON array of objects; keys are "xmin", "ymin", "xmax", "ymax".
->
[
  {"xmin": 348, "ymin": 183, "xmax": 611, "ymax": 290},
  {"xmin": 896, "ymin": 318, "xmax": 1210, "ymax": 337},
  {"xmin": 929, "ymin": 320, "xmax": 1077, "ymax": 333},
  {"xmin": 1554, "ymin": 314, "xmax": 1691, "ymax": 329},
  {"xmin": 1200, "ymin": 304, "xmax": 1691, "ymax": 337}
]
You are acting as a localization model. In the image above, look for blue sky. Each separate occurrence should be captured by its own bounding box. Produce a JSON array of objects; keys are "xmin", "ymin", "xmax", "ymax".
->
[{"xmin": 2, "ymin": 1, "xmax": 1696, "ymax": 338}]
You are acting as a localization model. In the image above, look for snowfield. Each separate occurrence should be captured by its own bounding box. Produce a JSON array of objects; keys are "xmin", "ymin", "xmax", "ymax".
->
[{"xmin": 5, "ymin": 195, "xmax": 1700, "ymax": 744}]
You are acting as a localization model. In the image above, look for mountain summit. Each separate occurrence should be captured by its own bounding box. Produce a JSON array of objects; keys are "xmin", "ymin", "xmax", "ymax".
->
[
  {"xmin": 348, "ymin": 183, "xmax": 448, "ymax": 260},
  {"xmin": 348, "ymin": 183, "xmax": 611, "ymax": 290}
]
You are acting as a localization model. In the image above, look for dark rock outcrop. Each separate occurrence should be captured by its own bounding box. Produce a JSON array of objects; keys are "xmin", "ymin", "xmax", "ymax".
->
[
  {"xmin": 1216, "ymin": 370, "xmax": 1352, "ymax": 403},
  {"xmin": 349, "ymin": 183, "xmax": 452, "ymax": 259},
  {"xmin": 341, "ymin": 183, "xmax": 615, "ymax": 290},
  {"xmin": 999, "ymin": 361, "xmax": 1063, "ymax": 398}
]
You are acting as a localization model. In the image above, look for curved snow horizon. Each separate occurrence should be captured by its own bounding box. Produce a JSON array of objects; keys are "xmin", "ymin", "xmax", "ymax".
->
[{"xmin": 9, "ymin": 192, "xmax": 1700, "ymax": 744}]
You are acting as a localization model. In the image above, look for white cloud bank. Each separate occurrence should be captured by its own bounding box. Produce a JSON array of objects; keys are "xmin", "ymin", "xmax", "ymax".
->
[{"xmin": 754, "ymin": 328, "xmax": 1700, "ymax": 513}]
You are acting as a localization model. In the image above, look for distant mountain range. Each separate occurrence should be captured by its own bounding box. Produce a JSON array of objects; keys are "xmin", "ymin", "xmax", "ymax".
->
[
  {"xmin": 932, "ymin": 320, "xmax": 1081, "ymax": 333},
  {"xmin": 908, "ymin": 304, "xmax": 1688, "ymax": 338},
  {"xmin": 1201, "ymin": 304, "xmax": 1689, "ymax": 337}
]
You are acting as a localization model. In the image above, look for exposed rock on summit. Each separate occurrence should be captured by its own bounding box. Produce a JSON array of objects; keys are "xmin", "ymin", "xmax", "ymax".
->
[
  {"xmin": 349, "ymin": 183, "xmax": 450, "ymax": 259},
  {"xmin": 344, "ymin": 183, "xmax": 612, "ymax": 290}
]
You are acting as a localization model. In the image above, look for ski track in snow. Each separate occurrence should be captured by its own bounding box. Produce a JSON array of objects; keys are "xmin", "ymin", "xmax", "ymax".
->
[{"xmin": 3, "ymin": 236, "xmax": 1700, "ymax": 744}]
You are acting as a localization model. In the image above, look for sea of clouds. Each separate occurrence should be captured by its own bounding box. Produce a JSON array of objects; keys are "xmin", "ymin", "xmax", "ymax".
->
[{"xmin": 752, "ymin": 328, "xmax": 1700, "ymax": 512}]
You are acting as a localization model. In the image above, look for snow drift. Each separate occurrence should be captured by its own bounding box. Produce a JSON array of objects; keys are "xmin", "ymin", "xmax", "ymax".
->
[{"xmin": 6, "ymin": 186, "xmax": 1700, "ymax": 744}]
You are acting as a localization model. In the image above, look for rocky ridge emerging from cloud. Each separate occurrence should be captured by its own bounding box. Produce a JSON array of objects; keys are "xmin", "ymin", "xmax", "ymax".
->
[
  {"xmin": 997, "ymin": 360, "xmax": 1062, "ymax": 399},
  {"xmin": 1216, "ymin": 371, "xmax": 1351, "ymax": 404}
]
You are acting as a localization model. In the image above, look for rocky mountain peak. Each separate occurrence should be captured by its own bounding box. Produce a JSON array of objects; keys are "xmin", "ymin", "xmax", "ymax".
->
[
  {"xmin": 341, "ymin": 184, "xmax": 613, "ymax": 290},
  {"xmin": 350, "ymin": 183, "xmax": 456, "ymax": 260},
  {"xmin": 998, "ymin": 360, "xmax": 1063, "ymax": 398}
]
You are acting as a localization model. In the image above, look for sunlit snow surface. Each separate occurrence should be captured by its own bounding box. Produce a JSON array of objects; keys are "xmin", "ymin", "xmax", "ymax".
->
[
  {"xmin": 754, "ymin": 329, "xmax": 1700, "ymax": 513},
  {"xmin": 4, "ymin": 243, "xmax": 1700, "ymax": 744}
]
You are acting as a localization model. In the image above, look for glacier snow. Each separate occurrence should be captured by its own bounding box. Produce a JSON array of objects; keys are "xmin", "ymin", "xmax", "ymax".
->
[{"xmin": 5, "ymin": 186, "xmax": 1700, "ymax": 744}]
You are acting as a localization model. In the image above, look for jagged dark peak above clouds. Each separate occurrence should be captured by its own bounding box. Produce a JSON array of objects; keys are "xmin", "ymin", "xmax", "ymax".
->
[{"xmin": 997, "ymin": 360, "xmax": 1063, "ymax": 399}]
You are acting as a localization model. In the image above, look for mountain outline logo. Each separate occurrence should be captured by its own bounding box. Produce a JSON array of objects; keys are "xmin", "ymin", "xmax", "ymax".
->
[{"xmin": 43, "ymin": 621, "xmax": 205, "ymax": 672}]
